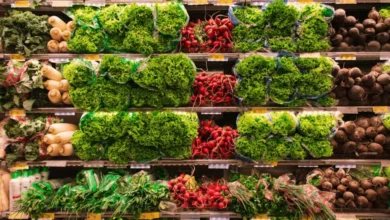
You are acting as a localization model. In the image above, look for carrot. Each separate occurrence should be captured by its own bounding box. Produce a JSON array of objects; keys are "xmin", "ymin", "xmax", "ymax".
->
[
  {"xmin": 61, "ymin": 92, "xmax": 72, "ymax": 104},
  {"xmin": 47, "ymin": 40, "xmax": 59, "ymax": 53},
  {"xmin": 44, "ymin": 80, "xmax": 62, "ymax": 91},
  {"xmin": 59, "ymin": 79, "xmax": 69, "ymax": 92},
  {"xmin": 66, "ymin": 21, "xmax": 76, "ymax": 32},
  {"xmin": 41, "ymin": 65, "xmax": 63, "ymax": 81},
  {"xmin": 58, "ymin": 41, "xmax": 69, "ymax": 52},
  {"xmin": 50, "ymin": 28, "xmax": 62, "ymax": 41},
  {"xmin": 48, "ymin": 89, "xmax": 62, "ymax": 104},
  {"xmin": 48, "ymin": 16, "xmax": 67, "ymax": 31},
  {"xmin": 49, "ymin": 123, "xmax": 78, "ymax": 134}
]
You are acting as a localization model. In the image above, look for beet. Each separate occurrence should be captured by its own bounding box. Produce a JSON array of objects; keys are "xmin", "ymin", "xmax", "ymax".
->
[
  {"xmin": 368, "ymin": 7, "xmax": 380, "ymax": 22},
  {"xmin": 376, "ymin": 32, "xmax": 390, "ymax": 44},
  {"xmin": 357, "ymin": 196, "xmax": 370, "ymax": 208},
  {"xmin": 338, "ymin": 184, "xmax": 347, "ymax": 194},
  {"xmin": 339, "ymin": 28, "xmax": 349, "ymax": 37},
  {"xmin": 364, "ymin": 28, "xmax": 376, "ymax": 37},
  {"xmin": 374, "ymin": 134, "xmax": 387, "ymax": 145},
  {"xmin": 371, "ymin": 63, "xmax": 382, "ymax": 73},
  {"xmin": 338, "ymin": 42, "xmax": 350, "ymax": 51},
  {"xmin": 366, "ymin": 127, "xmax": 378, "ymax": 138},
  {"xmin": 343, "ymin": 191, "xmax": 355, "ymax": 201},
  {"xmin": 375, "ymin": 23, "xmax": 387, "ymax": 33},
  {"xmin": 365, "ymin": 189, "xmax": 377, "ymax": 201},
  {"xmin": 336, "ymin": 198, "xmax": 346, "ymax": 207},
  {"xmin": 371, "ymin": 83, "xmax": 384, "ymax": 95},
  {"xmin": 354, "ymin": 77, "xmax": 362, "ymax": 85},
  {"xmin": 369, "ymin": 116, "xmax": 382, "ymax": 127},
  {"xmin": 332, "ymin": 65, "xmax": 340, "ymax": 77},
  {"xmin": 343, "ymin": 141, "xmax": 357, "ymax": 153},
  {"xmin": 377, "ymin": 73, "xmax": 390, "ymax": 85},
  {"xmin": 349, "ymin": 180, "xmax": 360, "ymax": 191},
  {"xmin": 377, "ymin": 125, "xmax": 387, "ymax": 134},
  {"xmin": 334, "ymin": 129, "xmax": 348, "ymax": 143},
  {"xmin": 349, "ymin": 67, "xmax": 363, "ymax": 78},
  {"xmin": 348, "ymin": 85, "xmax": 366, "ymax": 101},
  {"xmin": 345, "ymin": 16, "xmax": 357, "ymax": 26},
  {"xmin": 363, "ymin": 19, "xmax": 376, "ymax": 28},
  {"xmin": 336, "ymin": 168, "xmax": 346, "ymax": 179},
  {"xmin": 350, "ymin": 127, "xmax": 365, "ymax": 142},
  {"xmin": 361, "ymin": 73, "xmax": 376, "ymax": 87},
  {"xmin": 368, "ymin": 143, "xmax": 383, "ymax": 153},
  {"xmin": 357, "ymin": 187, "xmax": 365, "ymax": 195},
  {"xmin": 355, "ymin": 23, "xmax": 364, "ymax": 32},
  {"xmin": 349, "ymin": 27, "xmax": 360, "ymax": 39},
  {"xmin": 331, "ymin": 34, "xmax": 343, "ymax": 46},
  {"xmin": 337, "ymin": 68, "xmax": 350, "ymax": 80},
  {"xmin": 369, "ymin": 70, "xmax": 380, "ymax": 78},
  {"xmin": 321, "ymin": 181, "xmax": 333, "ymax": 191},
  {"xmin": 376, "ymin": 186, "xmax": 389, "ymax": 200},
  {"xmin": 342, "ymin": 77, "xmax": 354, "ymax": 88},
  {"xmin": 339, "ymin": 97, "xmax": 350, "ymax": 106},
  {"xmin": 385, "ymin": 18, "xmax": 390, "ymax": 29},
  {"xmin": 361, "ymin": 179, "xmax": 372, "ymax": 190},
  {"xmin": 382, "ymin": 43, "xmax": 390, "ymax": 51},
  {"xmin": 329, "ymin": 27, "xmax": 336, "ymax": 37},
  {"xmin": 324, "ymin": 167, "xmax": 334, "ymax": 177},
  {"xmin": 334, "ymin": 9, "xmax": 346, "ymax": 24},
  {"xmin": 357, "ymin": 34, "xmax": 367, "ymax": 45},
  {"xmin": 356, "ymin": 117, "xmax": 370, "ymax": 129},
  {"xmin": 384, "ymin": 84, "xmax": 390, "ymax": 92},
  {"xmin": 343, "ymin": 36, "xmax": 354, "ymax": 46},
  {"xmin": 334, "ymin": 86, "xmax": 347, "ymax": 98},
  {"xmin": 343, "ymin": 121, "xmax": 357, "ymax": 134},
  {"xmin": 330, "ymin": 139, "xmax": 338, "ymax": 149},
  {"xmin": 367, "ymin": 41, "xmax": 381, "ymax": 51},
  {"xmin": 357, "ymin": 144, "xmax": 368, "ymax": 152}
]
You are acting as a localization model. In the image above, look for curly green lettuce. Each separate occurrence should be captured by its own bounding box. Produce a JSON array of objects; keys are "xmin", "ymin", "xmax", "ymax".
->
[
  {"xmin": 295, "ymin": 57, "xmax": 333, "ymax": 74},
  {"xmin": 268, "ymin": 37, "xmax": 297, "ymax": 52},
  {"xmin": 130, "ymin": 87, "xmax": 190, "ymax": 108},
  {"xmin": 72, "ymin": 130, "xmax": 107, "ymax": 161},
  {"xmin": 235, "ymin": 75, "xmax": 267, "ymax": 105},
  {"xmin": 107, "ymin": 137, "xmax": 132, "ymax": 164},
  {"xmin": 289, "ymin": 134, "xmax": 306, "ymax": 160},
  {"xmin": 315, "ymin": 95, "xmax": 337, "ymax": 107},
  {"xmin": 270, "ymin": 111, "xmax": 296, "ymax": 136},
  {"xmin": 99, "ymin": 55, "xmax": 139, "ymax": 84},
  {"xmin": 233, "ymin": 6, "xmax": 264, "ymax": 26},
  {"xmin": 296, "ymin": 38, "xmax": 330, "ymax": 53},
  {"xmin": 63, "ymin": 59, "xmax": 94, "ymax": 88},
  {"xmin": 94, "ymin": 78, "xmax": 131, "ymax": 111},
  {"xmin": 232, "ymin": 25, "xmax": 264, "ymax": 52},
  {"xmin": 79, "ymin": 112, "xmax": 111, "ymax": 141},
  {"xmin": 69, "ymin": 85, "xmax": 100, "ymax": 111},
  {"xmin": 68, "ymin": 26, "xmax": 105, "ymax": 53},
  {"xmin": 298, "ymin": 113, "xmax": 337, "ymax": 139},
  {"xmin": 269, "ymin": 73, "xmax": 300, "ymax": 104},
  {"xmin": 235, "ymin": 55, "xmax": 276, "ymax": 77},
  {"xmin": 67, "ymin": 5, "xmax": 99, "ymax": 27},
  {"xmin": 235, "ymin": 136, "xmax": 266, "ymax": 161},
  {"xmin": 298, "ymin": 73, "xmax": 333, "ymax": 97},
  {"xmin": 263, "ymin": 0, "xmax": 299, "ymax": 37},
  {"xmin": 155, "ymin": 2, "xmax": 188, "ymax": 37},
  {"xmin": 123, "ymin": 27, "xmax": 157, "ymax": 55},
  {"xmin": 264, "ymin": 137, "xmax": 289, "ymax": 162},
  {"xmin": 237, "ymin": 112, "xmax": 271, "ymax": 139},
  {"xmin": 122, "ymin": 4, "xmax": 154, "ymax": 31},
  {"xmin": 381, "ymin": 113, "xmax": 390, "ymax": 130},
  {"xmin": 96, "ymin": 4, "xmax": 125, "ymax": 35},
  {"xmin": 300, "ymin": 136, "xmax": 333, "ymax": 158},
  {"xmin": 129, "ymin": 144, "xmax": 161, "ymax": 162}
]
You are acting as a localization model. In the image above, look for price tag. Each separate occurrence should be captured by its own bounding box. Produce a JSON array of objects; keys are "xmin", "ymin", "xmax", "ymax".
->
[
  {"xmin": 86, "ymin": 213, "xmax": 101, "ymax": 220},
  {"xmin": 13, "ymin": 0, "xmax": 30, "ymax": 7},
  {"xmin": 216, "ymin": 0, "xmax": 232, "ymax": 5},
  {"xmin": 337, "ymin": 0, "xmax": 356, "ymax": 4},
  {"xmin": 252, "ymin": 214, "xmax": 268, "ymax": 220},
  {"xmin": 297, "ymin": 0, "xmax": 313, "ymax": 4},
  {"xmin": 55, "ymin": 111, "xmax": 76, "ymax": 116},
  {"xmin": 139, "ymin": 212, "xmax": 160, "ymax": 219},
  {"xmin": 336, "ymin": 164, "xmax": 356, "ymax": 169},
  {"xmin": 45, "ymin": 160, "xmax": 67, "ymax": 167},
  {"xmin": 84, "ymin": 161, "xmax": 105, "ymax": 168},
  {"xmin": 193, "ymin": 0, "xmax": 208, "ymax": 4},
  {"xmin": 8, "ymin": 212, "xmax": 29, "ymax": 219},
  {"xmin": 12, "ymin": 162, "xmax": 29, "ymax": 170},
  {"xmin": 51, "ymin": 0, "xmax": 73, "ymax": 7},
  {"xmin": 373, "ymin": 106, "xmax": 389, "ymax": 113},
  {"xmin": 9, "ymin": 109, "xmax": 25, "ymax": 117},
  {"xmin": 336, "ymin": 54, "xmax": 356, "ymax": 60},
  {"xmin": 131, "ymin": 164, "xmax": 151, "ymax": 169},
  {"xmin": 208, "ymin": 54, "xmax": 226, "ymax": 61},
  {"xmin": 252, "ymin": 108, "xmax": 267, "ymax": 114},
  {"xmin": 38, "ymin": 213, "xmax": 55, "ymax": 220},
  {"xmin": 265, "ymin": 161, "xmax": 278, "ymax": 166},
  {"xmin": 85, "ymin": 54, "xmax": 100, "ymax": 61},
  {"xmin": 299, "ymin": 52, "xmax": 320, "ymax": 58},
  {"xmin": 10, "ymin": 54, "xmax": 25, "ymax": 61},
  {"xmin": 208, "ymin": 164, "xmax": 229, "ymax": 169}
]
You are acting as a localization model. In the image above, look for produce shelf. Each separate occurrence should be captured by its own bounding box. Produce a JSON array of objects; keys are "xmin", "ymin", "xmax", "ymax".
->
[
  {"xmin": 1, "ymin": 106, "xmax": 389, "ymax": 115},
  {"xmin": 9, "ymin": 159, "xmax": 390, "ymax": 168}
]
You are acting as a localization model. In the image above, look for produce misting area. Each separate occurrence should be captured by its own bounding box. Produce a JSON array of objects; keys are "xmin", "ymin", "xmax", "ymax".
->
[{"xmin": 1, "ymin": 0, "xmax": 390, "ymax": 219}]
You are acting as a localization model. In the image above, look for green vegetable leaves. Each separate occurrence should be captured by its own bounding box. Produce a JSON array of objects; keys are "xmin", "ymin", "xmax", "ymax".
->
[
  {"xmin": 99, "ymin": 55, "xmax": 139, "ymax": 84},
  {"xmin": 155, "ymin": 2, "xmax": 188, "ymax": 37}
]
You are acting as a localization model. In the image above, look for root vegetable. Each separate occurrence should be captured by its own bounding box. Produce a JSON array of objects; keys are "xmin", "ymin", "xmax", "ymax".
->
[
  {"xmin": 41, "ymin": 65, "xmax": 62, "ymax": 81},
  {"xmin": 343, "ymin": 191, "xmax": 355, "ymax": 201},
  {"xmin": 61, "ymin": 92, "xmax": 72, "ymax": 104},
  {"xmin": 50, "ymin": 28, "xmax": 62, "ymax": 41},
  {"xmin": 382, "ymin": 43, "xmax": 390, "ymax": 51},
  {"xmin": 348, "ymin": 85, "xmax": 366, "ymax": 101},
  {"xmin": 337, "ymin": 184, "xmax": 347, "ymax": 194},
  {"xmin": 377, "ymin": 125, "xmax": 387, "ymax": 134},
  {"xmin": 371, "ymin": 83, "xmax": 384, "ymax": 95},
  {"xmin": 374, "ymin": 134, "xmax": 386, "ymax": 145},
  {"xmin": 43, "ymin": 134, "xmax": 61, "ymax": 144},
  {"xmin": 375, "ymin": 23, "xmax": 387, "ymax": 33},
  {"xmin": 349, "ymin": 27, "xmax": 360, "ymax": 39},
  {"xmin": 372, "ymin": 63, "xmax": 382, "ymax": 73},
  {"xmin": 329, "ymin": 27, "xmax": 336, "ymax": 37},
  {"xmin": 59, "ymin": 143, "xmax": 73, "ymax": 156},
  {"xmin": 356, "ymin": 117, "xmax": 370, "ymax": 129},
  {"xmin": 44, "ymin": 80, "xmax": 62, "ymax": 91},
  {"xmin": 334, "ymin": 129, "xmax": 348, "ymax": 143},
  {"xmin": 362, "ymin": 74, "xmax": 376, "ymax": 87},
  {"xmin": 48, "ymin": 89, "xmax": 62, "ymax": 104},
  {"xmin": 59, "ymin": 80, "xmax": 69, "ymax": 92},
  {"xmin": 372, "ymin": 177, "xmax": 389, "ymax": 186},
  {"xmin": 336, "ymin": 198, "xmax": 346, "ymax": 207},
  {"xmin": 342, "ymin": 121, "xmax": 356, "ymax": 134},
  {"xmin": 367, "ymin": 41, "xmax": 381, "ymax": 51},
  {"xmin": 356, "ymin": 144, "xmax": 368, "ymax": 152},
  {"xmin": 48, "ymin": 16, "xmax": 67, "ymax": 31},
  {"xmin": 345, "ymin": 16, "xmax": 357, "ymax": 26},
  {"xmin": 343, "ymin": 141, "xmax": 356, "ymax": 153},
  {"xmin": 357, "ymin": 196, "xmax": 369, "ymax": 208},
  {"xmin": 355, "ymin": 23, "xmax": 364, "ymax": 32},
  {"xmin": 347, "ymin": 201, "xmax": 357, "ymax": 209},
  {"xmin": 334, "ymin": 86, "xmax": 347, "ymax": 98},
  {"xmin": 334, "ymin": 9, "xmax": 346, "ymax": 23},
  {"xmin": 339, "ymin": 42, "xmax": 349, "ymax": 50},
  {"xmin": 47, "ymin": 144, "xmax": 61, "ymax": 156},
  {"xmin": 349, "ymin": 180, "xmax": 360, "ymax": 191},
  {"xmin": 384, "ymin": 84, "xmax": 390, "ymax": 92},
  {"xmin": 363, "ymin": 19, "xmax": 376, "ymax": 28},
  {"xmin": 332, "ymin": 65, "xmax": 340, "ymax": 77},
  {"xmin": 341, "ymin": 178, "xmax": 350, "ymax": 186},
  {"xmin": 366, "ymin": 127, "xmax": 378, "ymax": 138},
  {"xmin": 49, "ymin": 123, "xmax": 78, "ymax": 134},
  {"xmin": 376, "ymin": 186, "xmax": 389, "ymax": 200},
  {"xmin": 368, "ymin": 143, "xmax": 383, "ymax": 153},
  {"xmin": 47, "ymin": 40, "xmax": 59, "ymax": 53},
  {"xmin": 331, "ymin": 139, "xmax": 338, "ymax": 149},
  {"xmin": 365, "ymin": 188, "xmax": 377, "ymax": 201},
  {"xmin": 324, "ymin": 168, "xmax": 335, "ymax": 178},
  {"xmin": 321, "ymin": 181, "xmax": 333, "ymax": 191},
  {"xmin": 357, "ymin": 34, "xmax": 367, "ymax": 45},
  {"xmin": 357, "ymin": 187, "xmax": 365, "ymax": 195},
  {"xmin": 339, "ymin": 97, "xmax": 350, "ymax": 106},
  {"xmin": 66, "ymin": 21, "xmax": 75, "ymax": 32},
  {"xmin": 368, "ymin": 7, "xmax": 380, "ymax": 22},
  {"xmin": 61, "ymin": 30, "xmax": 71, "ymax": 41},
  {"xmin": 376, "ymin": 32, "xmax": 390, "ymax": 44},
  {"xmin": 56, "ymin": 131, "xmax": 75, "ymax": 144},
  {"xmin": 331, "ymin": 34, "xmax": 343, "ymax": 46},
  {"xmin": 377, "ymin": 73, "xmax": 390, "ymax": 85},
  {"xmin": 349, "ymin": 68, "xmax": 363, "ymax": 78},
  {"xmin": 336, "ymin": 168, "xmax": 346, "ymax": 179},
  {"xmin": 365, "ymin": 28, "xmax": 376, "ymax": 37},
  {"xmin": 354, "ymin": 77, "xmax": 362, "ymax": 85},
  {"xmin": 59, "ymin": 41, "xmax": 69, "ymax": 52},
  {"xmin": 369, "ymin": 116, "xmax": 381, "ymax": 126},
  {"xmin": 339, "ymin": 28, "xmax": 349, "ymax": 37},
  {"xmin": 330, "ymin": 177, "xmax": 340, "ymax": 186}
]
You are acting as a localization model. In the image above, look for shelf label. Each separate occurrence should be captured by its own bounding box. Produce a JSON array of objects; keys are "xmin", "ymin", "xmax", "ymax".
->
[
  {"xmin": 208, "ymin": 164, "xmax": 229, "ymax": 169},
  {"xmin": 84, "ymin": 161, "xmax": 105, "ymax": 168},
  {"xmin": 298, "ymin": 165, "xmax": 318, "ymax": 168},
  {"xmin": 254, "ymin": 164, "xmax": 275, "ymax": 168},
  {"xmin": 336, "ymin": 54, "xmax": 356, "ymax": 60},
  {"xmin": 252, "ymin": 108, "xmax": 267, "ymax": 114},
  {"xmin": 10, "ymin": 54, "xmax": 25, "ymax": 61},
  {"xmin": 265, "ymin": 161, "xmax": 278, "ymax": 166},
  {"xmin": 9, "ymin": 212, "xmax": 29, "ymax": 219},
  {"xmin": 297, "ymin": 0, "xmax": 313, "ymax": 4},
  {"xmin": 139, "ymin": 212, "xmax": 160, "ymax": 219},
  {"xmin": 299, "ymin": 52, "xmax": 320, "ymax": 58},
  {"xmin": 55, "ymin": 111, "xmax": 76, "ymax": 116},
  {"xmin": 13, "ymin": 0, "xmax": 30, "ymax": 7},
  {"xmin": 337, "ymin": 0, "xmax": 356, "ymax": 4},
  {"xmin": 12, "ymin": 162, "xmax": 29, "ymax": 170},
  {"xmin": 131, "ymin": 164, "xmax": 151, "ymax": 169},
  {"xmin": 373, "ymin": 106, "xmax": 389, "ymax": 113},
  {"xmin": 51, "ymin": 0, "xmax": 73, "ymax": 7},
  {"xmin": 252, "ymin": 214, "xmax": 268, "ymax": 220},
  {"xmin": 336, "ymin": 107, "xmax": 358, "ymax": 114},
  {"xmin": 208, "ymin": 54, "xmax": 226, "ymax": 61},
  {"xmin": 9, "ymin": 109, "xmax": 25, "ymax": 117},
  {"xmin": 216, "ymin": 0, "xmax": 232, "ymax": 4},
  {"xmin": 85, "ymin": 54, "xmax": 100, "ymax": 61},
  {"xmin": 86, "ymin": 214, "xmax": 101, "ymax": 220},
  {"xmin": 38, "ymin": 213, "xmax": 55, "ymax": 220},
  {"xmin": 192, "ymin": 0, "xmax": 208, "ymax": 4},
  {"xmin": 336, "ymin": 164, "xmax": 356, "ymax": 169},
  {"xmin": 45, "ymin": 160, "xmax": 67, "ymax": 167}
]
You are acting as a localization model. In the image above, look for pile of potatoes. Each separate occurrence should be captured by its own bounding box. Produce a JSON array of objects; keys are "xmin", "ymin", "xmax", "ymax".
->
[
  {"xmin": 317, "ymin": 168, "xmax": 389, "ymax": 209},
  {"xmin": 332, "ymin": 115, "xmax": 388, "ymax": 155},
  {"xmin": 47, "ymin": 16, "xmax": 75, "ymax": 53},
  {"xmin": 41, "ymin": 64, "xmax": 72, "ymax": 105},
  {"xmin": 330, "ymin": 8, "xmax": 390, "ymax": 51},
  {"xmin": 332, "ymin": 64, "xmax": 390, "ymax": 105}
]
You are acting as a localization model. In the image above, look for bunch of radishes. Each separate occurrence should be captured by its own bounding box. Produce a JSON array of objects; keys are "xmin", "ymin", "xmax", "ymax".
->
[
  {"xmin": 192, "ymin": 120, "xmax": 238, "ymax": 159},
  {"xmin": 181, "ymin": 15, "xmax": 234, "ymax": 53},
  {"xmin": 191, "ymin": 72, "xmax": 236, "ymax": 106},
  {"xmin": 169, "ymin": 174, "xmax": 231, "ymax": 210}
]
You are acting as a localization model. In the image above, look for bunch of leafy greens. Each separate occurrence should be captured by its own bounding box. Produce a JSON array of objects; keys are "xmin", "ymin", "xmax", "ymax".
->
[
  {"xmin": 107, "ymin": 136, "xmax": 134, "ymax": 164},
  {"xmin": 298, "ymin": 73, "xmax": 332, "ymax": 97},
  {"xmin": 0, "ymin": 11, "xmax": 50, "ymax": 56},
  {"xmin": 69, "ymin": 85, "xmax": 100, "ymax": 111},
  {"xmin": 235, "ymin": 137, "xmax": 266, "ymax": 161},
  {"xmin": 66, "ymin": 5, "xmax": 99, "ymax": 27},
  {"xmin": 130, "ymin": 86, "xmax": 190, "ymax": 108},
  {"xmin": 263, "ymin": 0, "xmax": 299, "ymax": 37},
  {"xmin": 99, "ymin": 55, "xmax": 139, "ymax": 84},
  {"xmin": 298, "ymin": 112, "xmax": 337, "ymax": 139},
  {"xmin": 237, "ymin": 112, "xmax": 272, "ymax": 139},
  {"xmin": 232, "ymin": 25, "xmax": 264, "ymax": 52},
  {"xmin": 264, "ymin": 137, "xmax": 289, "ymax": 162},
  {"xmin": 235, "ymin": 75, "xmax": 268, "ymax": 105},
  {"xmin": 68, "ymin": 26, "xmax": 105, "ymax": 53},
  {"xmin": 315, "ymin": 94, "xmax": 337, "ymax": 107},
  {"xmin": 380, "ymin": 7, "xmax": 390, "ymax": 19},
  {"xmin": 63, "ymin": 59, "xmax": 95, "ymax": 88},
  {"xmin": 93, "ymin": 78, "xmax": 131, "ymax": 111},
  {"xmin": 133, "ymin": 54, "xmax": 196, "ymax": 90},
  {"xmin": 235, "ymin": 55, "xmax": 276, "ymax": 77},
  {"xmin": 155, "ymin": 2, "xmax": 188, "ymax": 37},
  {"xmin": 298, "ymin": 135, "xmax": 333, "ymax": 158},
  {"xmin": 296, "ymin": 15, "xmax": 330, "ymax": 52},
  {"xmin": 96, "ymin": 4, "xmax": 125, "ymax": 35},
  {"xmin": 233, "ymin": 6, "xmax": 264, "ymax": 25},
  {"xmin": 382, "ymin": 113, "xmax": 390, "ymax": 130},
  {"xmin": 122, "ymin": 4, "xmax": 154, "ymax": 31},
  {"xmin": 268, "ymin": 38, "xmax": 297, "ymax": 52},
  {"xmin": 295, "ymin": 57, "xmax": 333, "ymax": 74},
  {"xmin": 270, "ymin": 111, "xmax": 297, "ymax": 136},
  {"xmin": 123, "ymin": 28, "xmax": 158, "ymax": 55}
]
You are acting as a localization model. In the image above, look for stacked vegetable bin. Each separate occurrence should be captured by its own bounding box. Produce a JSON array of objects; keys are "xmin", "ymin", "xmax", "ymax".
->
[{"xmin": 0, "ymin": 0, "xmax": 390, "ymax": 219}]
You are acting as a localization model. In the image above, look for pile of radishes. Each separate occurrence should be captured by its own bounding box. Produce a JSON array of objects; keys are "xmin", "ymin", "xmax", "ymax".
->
[
  {"xmin": 191, "ymin": 72, "xmax": 236, "ymax": 106},
  {"xmin": 192, "ymin": 120, "xmax": 238, "ymax": 159},
  {"xmin": 169, "ymin": 174, "xmax": 231, "ymax": 210},
  {"xmin": 181, "ymin": 15, "xmax": 234, "ymax": 53}
]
